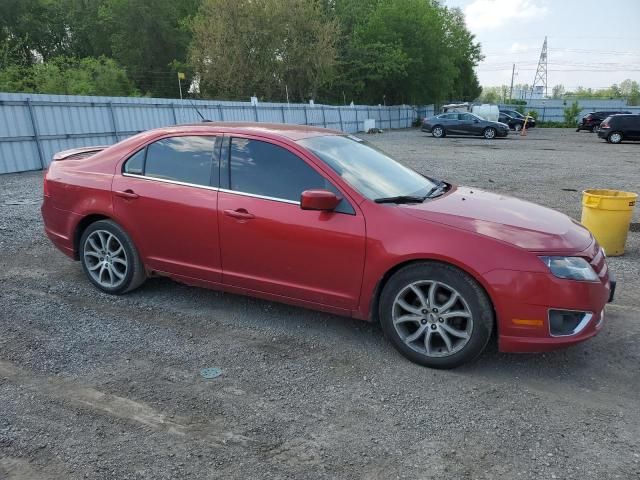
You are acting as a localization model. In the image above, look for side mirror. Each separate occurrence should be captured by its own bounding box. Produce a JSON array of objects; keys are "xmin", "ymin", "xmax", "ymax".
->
[{"xmin": 300, "ymin": 189, "xmax": 340, "ymax": 211}]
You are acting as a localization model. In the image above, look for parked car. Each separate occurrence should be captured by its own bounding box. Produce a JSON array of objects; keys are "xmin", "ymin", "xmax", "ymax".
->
[
  {"xmin": 577, "ymin": 110, "xmax": 632, "ymax": 132},
  {"xmin": 498, "ymin": 112, "xmax": 527, "ymax": 131},
  {"xmin": 42, "ymin": 123, "xmax": 614, "ymax": 369},
  {"xmin": 499, "ymin": 109, "xmax": 536, "ymax": 128},
  {"xmin": 597, "ymin": 114, "xmax": 640, "ymax": 143},
  {"xmin": 421, "ymin": 112, "xmax": 509, "ymax": 139}
]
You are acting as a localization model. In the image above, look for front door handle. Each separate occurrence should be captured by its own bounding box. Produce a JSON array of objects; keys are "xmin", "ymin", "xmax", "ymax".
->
[
  {"xmin": 115, "ymin": 189, "xmax": 139, "ymax": 200},
  {"xmin": 224, "ymin": 208, "xmax": 255, "ymax": 220}
]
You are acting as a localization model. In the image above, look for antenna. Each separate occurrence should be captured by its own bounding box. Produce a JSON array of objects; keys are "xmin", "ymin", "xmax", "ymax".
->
[
  {"xmin": 530, "ymin": 36, "xmax": 548, "ymax": 100},
  {"xmin": 188, "ymin": 97, "xmax": 211, "ymax": 123}
]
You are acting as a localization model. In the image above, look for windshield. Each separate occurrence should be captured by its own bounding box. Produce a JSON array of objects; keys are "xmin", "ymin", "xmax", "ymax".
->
[{"xmin": 298, "ymin": 135, "xmax": 436, "ymax": 200}]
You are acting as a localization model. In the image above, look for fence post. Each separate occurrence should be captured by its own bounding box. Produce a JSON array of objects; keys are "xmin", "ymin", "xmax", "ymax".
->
[
  {"xmin": 338, "ymin": 107, "xmax": 344, "ymax": 131},
  {"xmin": 171, "ymin": 103, "xmax": 178, "ymax": 124},
  {"xmin": 303, "ymin": 106, "xmax": 309, "ymax": 125},
  {"xmin": 355, "ymin": 107, "xmax": 359, "ymax": 132},
  {"xmin": 321, "ymin": 106, "xmax": 327, "ymax": 128},
  {"xmin": 26, "ymin": 98, "xmax": 46, "ymax": 169},
  {"xmin": 108, "ymin": 101, "xmax": 120, "ymax": 141},
  {"xmin": 281, "ymin": 105, "xmax": 286, "ymax": 123},
  {"xmin": 218, "ymin": 104, "xmax": 224, "ymax": 121},
  {"xmin": 254, "ymin": 104, "xmax": 259, "ymax": 122}
]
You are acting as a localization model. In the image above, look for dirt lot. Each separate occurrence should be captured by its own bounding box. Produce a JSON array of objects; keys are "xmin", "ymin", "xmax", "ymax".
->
[{"xmin": 1, "ymin": 128, "xmax": 639, "ymax": 479}]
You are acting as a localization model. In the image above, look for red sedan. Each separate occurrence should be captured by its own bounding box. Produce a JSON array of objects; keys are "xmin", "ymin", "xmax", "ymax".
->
[{"xmin": 41, "ymin": 123, "xmax": 614, "ymax": 368}]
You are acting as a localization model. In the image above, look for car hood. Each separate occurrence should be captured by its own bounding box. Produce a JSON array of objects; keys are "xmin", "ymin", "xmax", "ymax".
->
[{"xmin": 400, "ymin": 186, "xmax": 593, "ymax": 252}]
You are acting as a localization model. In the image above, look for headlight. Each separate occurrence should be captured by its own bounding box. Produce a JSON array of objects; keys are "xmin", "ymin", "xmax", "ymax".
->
[{"xmin": 539, "ymin": 256, "xmax": 598, "ymax": 281}]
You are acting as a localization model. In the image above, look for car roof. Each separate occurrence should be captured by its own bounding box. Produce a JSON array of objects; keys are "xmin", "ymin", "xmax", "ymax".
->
[{"xmin": 168, "ymin": 122, "xmax": 343, "ymax": 141}]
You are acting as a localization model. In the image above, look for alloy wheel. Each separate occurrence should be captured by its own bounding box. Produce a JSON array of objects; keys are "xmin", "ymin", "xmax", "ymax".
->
[
  {"xmin": 392, "ymin": 280, "xmax": 473, "ymax": 357},
  {"xmin": 83, "ymin": 230, "xmax": 128, "ymax": 288}
]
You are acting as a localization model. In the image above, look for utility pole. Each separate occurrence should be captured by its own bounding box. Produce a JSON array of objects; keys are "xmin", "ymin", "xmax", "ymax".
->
[{"xmin": 509, "ymin": 64, "xmax": 515, "ymax": 102}]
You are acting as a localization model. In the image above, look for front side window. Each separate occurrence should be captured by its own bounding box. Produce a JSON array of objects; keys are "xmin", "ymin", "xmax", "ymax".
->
[
  {"xmin": 229, "ymin": 138, "xmax": 333, "ymax": 202},
  {"xmin": 123, "ymin": 136, "xmax": 217, "ymax": 187},
  {"xmin": 298, "ymin": 135, "xmax": 437, "ymax": 201}
]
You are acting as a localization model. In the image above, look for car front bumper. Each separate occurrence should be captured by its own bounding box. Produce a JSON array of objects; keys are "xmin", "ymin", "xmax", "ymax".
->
[{"xmin": 484, "ymin": 251, "xmax": 612, "ymax": 353}]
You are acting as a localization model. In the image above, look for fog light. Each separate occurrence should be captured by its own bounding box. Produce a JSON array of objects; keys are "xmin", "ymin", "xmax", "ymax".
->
[{"xmin": 548, "ymin": 310, "xmax": 593, "ymax": 336}]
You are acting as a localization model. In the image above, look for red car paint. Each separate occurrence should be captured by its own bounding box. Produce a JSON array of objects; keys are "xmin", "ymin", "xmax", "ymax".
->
[{"xmin": 41, "ymin": 123, "xmax": 612, "ymax": 353}]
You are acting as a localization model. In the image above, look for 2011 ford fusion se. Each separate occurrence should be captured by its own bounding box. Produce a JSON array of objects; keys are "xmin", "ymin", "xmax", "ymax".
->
[{"xmin": 41, "ymin": 123, "xmax": 615, "ymax": 368}]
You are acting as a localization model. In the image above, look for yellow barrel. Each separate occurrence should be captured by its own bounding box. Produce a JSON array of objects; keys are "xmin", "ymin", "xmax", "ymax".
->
[{"xmin": 581, "ymin": 189, "xmax": 637, "ymax": 256}]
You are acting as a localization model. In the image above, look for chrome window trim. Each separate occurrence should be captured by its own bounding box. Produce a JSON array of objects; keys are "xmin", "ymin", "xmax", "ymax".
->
[
  {"xmin": 122, "ymin": 173, "xmax": 219, "ymax": 192},
  {"xmin": 547, "ymin": 309, "xmax": 594, "ymax": 338},
  {"xmin": 218, "ymin": 188, "xmax": 300, "ymax": 205},
  {"xmin": 121, "ymin": 173, "xmax": 300, "ymax": 205}
]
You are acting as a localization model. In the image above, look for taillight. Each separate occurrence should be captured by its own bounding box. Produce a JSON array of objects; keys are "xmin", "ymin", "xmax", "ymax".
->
[{"xmin": 601, "ymin": 122, "xmax": 609, "ymax": 129}]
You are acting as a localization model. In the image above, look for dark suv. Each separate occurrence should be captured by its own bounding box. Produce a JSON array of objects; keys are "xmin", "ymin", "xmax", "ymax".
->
[
  {"xmin": 597, "ymin": 114, "xmax": 640, "ymax": 143},
  {"xmin": 577, "ymin": 110, "xmax": 631, "ymax": 132}
]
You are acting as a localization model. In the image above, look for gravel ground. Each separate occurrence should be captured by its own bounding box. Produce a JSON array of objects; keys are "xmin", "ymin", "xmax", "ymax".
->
[{"xmin": 0, "ymin": 127, "xmax": 639, "ymax": 479}]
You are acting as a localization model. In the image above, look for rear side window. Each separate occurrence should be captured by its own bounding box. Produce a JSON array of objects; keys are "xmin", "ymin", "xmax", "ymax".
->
[{"xmin": 123, "ymin": 136, "xmax": 217, "ymax": 187}]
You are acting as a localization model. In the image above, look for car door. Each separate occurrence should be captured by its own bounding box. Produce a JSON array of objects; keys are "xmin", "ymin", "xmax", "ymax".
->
[
  {"xmin": 441, "ymin": 113, "xmax": 461, "ymax": 134},
  {"xmin": 456, "ymin": 113, "xmax": 480, "ymax": 135},
  {"xmin": 627, "ymin": 116, "xmax": 640, "ymax": 139},
  {"xmin": 112, "ymin": 134, "xmax": 222, "ymax": 282},
  {"xmin": 217, "ymin": 135, "xmax": 366, "ymax": 311}
]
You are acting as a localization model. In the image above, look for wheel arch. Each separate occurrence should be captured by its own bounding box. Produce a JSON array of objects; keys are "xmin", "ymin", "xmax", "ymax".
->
[
  {"xmin": 367, "ymin": 258, "xmax": 498, "ymax": 336},
  {"xmin": 73, "ymin": 213, "xmax": 112, "ymax": 260}
]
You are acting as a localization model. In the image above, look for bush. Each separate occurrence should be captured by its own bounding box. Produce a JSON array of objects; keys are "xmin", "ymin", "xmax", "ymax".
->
[
  {"xmin": 563, "ymin": 100, "xmax": 581, "ymax": 125},
  {"xmin": 0, "ymin": 56, "xmax": 138, "ymax": 96}
]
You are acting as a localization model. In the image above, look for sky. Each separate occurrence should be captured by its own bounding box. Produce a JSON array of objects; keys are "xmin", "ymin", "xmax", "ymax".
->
[{"xmin": 445, "ymin": 0, "xmax": 640, "ymax": 91}]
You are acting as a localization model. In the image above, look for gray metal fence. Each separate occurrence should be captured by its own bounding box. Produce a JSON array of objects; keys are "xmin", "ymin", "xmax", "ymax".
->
[
  {"xmin": 0, "ymin": 92, "xmax": 419, "ymax": 174},
  {"xmin": 500, "ymin": 102, "xmax": 640, "ymax": 123}
]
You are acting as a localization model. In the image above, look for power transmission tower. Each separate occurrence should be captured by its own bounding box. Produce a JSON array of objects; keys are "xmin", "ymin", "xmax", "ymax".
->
[{"xmin": 530, "ymin": 36, "xmax": 548, "ymax": 99}]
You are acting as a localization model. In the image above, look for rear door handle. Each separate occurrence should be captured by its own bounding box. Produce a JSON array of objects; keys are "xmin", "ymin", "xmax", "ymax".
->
[
  {"xmin": 224, "ymin": 208, "xmax": 255, "ymax": 220},
  {"xmin": 115, "ymin": 189, "xmax": 139, "ymax": 200}
]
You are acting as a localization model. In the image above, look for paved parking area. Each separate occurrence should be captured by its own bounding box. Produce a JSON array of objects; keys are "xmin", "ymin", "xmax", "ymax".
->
[{"xmin": 1, "ymin": 128, "xmax": 638, "ymax": 479}]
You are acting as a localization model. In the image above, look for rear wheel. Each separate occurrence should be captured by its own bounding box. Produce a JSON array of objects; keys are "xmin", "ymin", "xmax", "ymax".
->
[
  {"xmin": 514, "ymin": 123, "xmax": 522, "ymax": 132},
  {"xmin": 80, "ymin": 220, "xmax": 146, "ymax": 294},
  {"xmin": 591, "ymin": 125, "xmax": 599, "ymax": 133},
  {"xmin": 379, "ymin": 262, "xmax": 494, "ymax": 369},
  {"xmin": 431, "ymin": 126, "xmax": 445, "ymax": 138},
  {"xmin": 483, "ymin": 127, "xmax": 497, "ymax": 139},
  {"xmin": 608, "ymin": 132, "xmax": 623, "ymax": 144}
]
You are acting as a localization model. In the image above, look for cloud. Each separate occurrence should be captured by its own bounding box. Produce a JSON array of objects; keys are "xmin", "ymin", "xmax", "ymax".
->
[
  {"xmin": 509, "ymin": 42, "xmax": 531, "ymax": 53},
  {"xmin": 463, "ymin": 0, "xmax": 548, "ymax": 31}
]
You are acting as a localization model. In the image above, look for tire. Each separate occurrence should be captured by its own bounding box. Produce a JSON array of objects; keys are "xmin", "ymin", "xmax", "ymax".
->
[
  {"xmin": 608, "ymin": 132, "xmax": 623, "ymax": 144},
  {"xmin": 379, "ymin": 262, "xmax": 494, "ymax": 369},
  {"xmin": 431, "ymin": 126, "xmax": 445, "ymax": 138},
  {"xmin": 514, "ymin": 123, "xmax": 522, "ymax": 132},
  {"xmin": 591, "ymin": 125, "xmax": 599, "ymax": 133},
  {"xmin": 79, "ymin": 219, "xmax": 146, "ymax": 294},
  {"xmin": 483, "ymin": 127, "xmax": 497, "ymax": 139}
]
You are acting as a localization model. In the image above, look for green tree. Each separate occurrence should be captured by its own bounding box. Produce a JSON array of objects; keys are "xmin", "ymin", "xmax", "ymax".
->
[
  {"xmin": 97, "ymin": 0, "xmax": 199, "ymax": 97},
  {"xmin": 190, "ymin": 0, "xmax": 339, "ymax": 101},
  {"xmin": 551, "ymin": 84, "xmax": 565, "ymax": 99}
]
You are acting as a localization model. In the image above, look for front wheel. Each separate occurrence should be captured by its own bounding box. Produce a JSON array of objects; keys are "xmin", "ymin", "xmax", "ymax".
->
[
  {"xmin": 483, "ymin": 127, "xmax": 497, "ymax": 139},
  {"xmin": 608, "ymin": 132, "xmax": 623, "ymax": 144},
  {"xmin": 379, "ymin": 262, "xmax": 494, "ymax": 369},
  {"xmin": 514, "ymin": 123, "xmax": 522, "ymax": 132},
  {"xmin": 431, "ymin": 126, "xmax": 445, "ymax": 138},
  {"xmin": 80, "ymin": 219, "xmax": 146, "ymax": 294}
]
